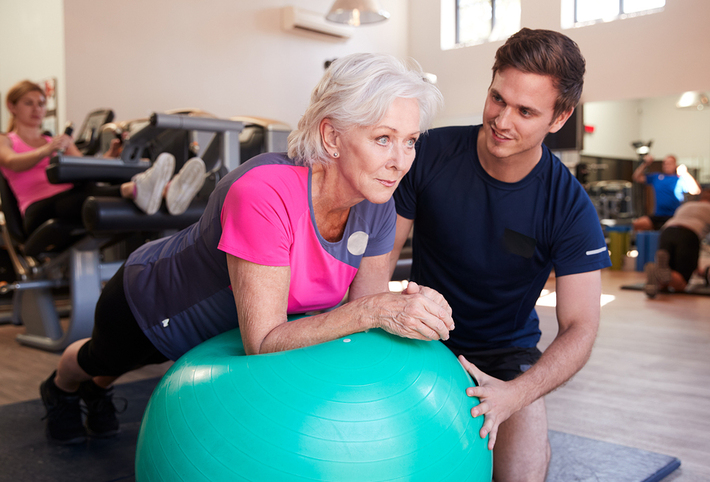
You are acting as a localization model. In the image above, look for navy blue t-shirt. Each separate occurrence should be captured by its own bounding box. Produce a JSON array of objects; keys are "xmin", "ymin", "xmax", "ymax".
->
[{"xmin": 394, "ymin": 125, "xmax": 611, "ymax": 352}]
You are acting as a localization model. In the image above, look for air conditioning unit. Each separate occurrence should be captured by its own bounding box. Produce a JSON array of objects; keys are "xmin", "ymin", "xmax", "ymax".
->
[{"xmin": 281, "ymin": 6, "xmax": 353, "ymax": 40}]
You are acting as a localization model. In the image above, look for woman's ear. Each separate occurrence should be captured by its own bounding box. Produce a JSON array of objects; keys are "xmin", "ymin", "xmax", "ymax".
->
[{"xmin": 319, "ymin": 118, "xmax": 339, "ymax": 156}]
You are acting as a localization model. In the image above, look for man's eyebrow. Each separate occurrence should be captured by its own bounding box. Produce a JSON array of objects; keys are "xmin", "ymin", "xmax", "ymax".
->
[{"xmin": 490, "ymin": 89, "xmax": 542, "ymax": 116}]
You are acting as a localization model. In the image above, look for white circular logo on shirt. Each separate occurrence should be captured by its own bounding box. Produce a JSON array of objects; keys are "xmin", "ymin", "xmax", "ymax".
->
[{"xmin": 347, "ymin": 231, "xmax": 369, "ymax": 256}]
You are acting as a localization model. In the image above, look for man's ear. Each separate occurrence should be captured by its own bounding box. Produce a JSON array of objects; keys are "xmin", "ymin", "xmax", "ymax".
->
[
  {"xmin": 319, "ymin": 118, "xmax": 339, "ymax": 155},
  {"xmin": 548, "ymin": 108, "xmax": 574, "ymax": 134}
]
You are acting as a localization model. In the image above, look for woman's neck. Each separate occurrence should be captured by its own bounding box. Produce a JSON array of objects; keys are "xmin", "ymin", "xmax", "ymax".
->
[
  {"xmin": 311, "ymin": 163, "xmax": 357, "ymax": 243},
  {"xmin": 13, "ymin": 123, "xmax": 44, "ymax": 144}
]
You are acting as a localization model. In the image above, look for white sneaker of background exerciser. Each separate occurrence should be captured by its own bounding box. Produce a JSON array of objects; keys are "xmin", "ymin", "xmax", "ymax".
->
[
  {"xmin": 165, "ymin": 157, "xmax": 206, "ymax": 215},
  {"xmin": 132, "ymin": 153, "xmax": 175, "ymax": 215}
]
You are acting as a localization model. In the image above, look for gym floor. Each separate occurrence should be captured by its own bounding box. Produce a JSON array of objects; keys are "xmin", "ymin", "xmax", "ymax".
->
[{"xmin": 0, "ymin": 264, "xmax": 709, "ymax": 480}]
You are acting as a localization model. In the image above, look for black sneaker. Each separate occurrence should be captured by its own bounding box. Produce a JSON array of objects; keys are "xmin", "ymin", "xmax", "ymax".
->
[
  {"xmin": 40, "ymin": 371, "xmax": 87, "ymax": 444},
  {"xmin": 78, "ymin": 380, "xmax": 124, "ymax": 438}
]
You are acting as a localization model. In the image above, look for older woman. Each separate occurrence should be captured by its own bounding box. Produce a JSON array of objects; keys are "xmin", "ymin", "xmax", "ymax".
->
[
  {"xmin": 40, "ymin": 53, "xmax": 451, "ymax": 444},
  {"xmin": 0, "ymin": 80, "xmax": 206, "ymax": 233}
]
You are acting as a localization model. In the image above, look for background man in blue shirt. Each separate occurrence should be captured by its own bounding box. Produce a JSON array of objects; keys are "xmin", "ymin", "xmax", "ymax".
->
[{"xmin": 632, "ymin": 153, "xmax": 701, "ymax": 231}]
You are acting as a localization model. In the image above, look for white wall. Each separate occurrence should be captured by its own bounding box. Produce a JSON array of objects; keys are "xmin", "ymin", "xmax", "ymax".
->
[
  {"xmin": 640, "ymin": 95, "xmax": 710, "ymax": 182},
  {"xmin": 409, "ymin": 0, "xmax": 710, "ymax": 125},
  {"xmin": 62, "ymin": 0, "xmax": 408, "ymax": 130},
  {"xmin": 582, "ymin": 100, "xmax": 643, "ymax": 159},
  {"xmin": 0, "ymin": 0, "xmax": 66, "ymax": 132}
]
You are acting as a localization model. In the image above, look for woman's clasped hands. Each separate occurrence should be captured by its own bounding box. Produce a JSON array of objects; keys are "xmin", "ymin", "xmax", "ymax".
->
[{"xmin": 375, "ymin": 281, "xmax": 454, "ymax": 341}]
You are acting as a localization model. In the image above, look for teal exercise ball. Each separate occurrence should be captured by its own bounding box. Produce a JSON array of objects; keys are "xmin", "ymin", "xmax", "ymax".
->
[{"xmin": 135, "ymin": 326, "xmax": 492, "ymax": 481}]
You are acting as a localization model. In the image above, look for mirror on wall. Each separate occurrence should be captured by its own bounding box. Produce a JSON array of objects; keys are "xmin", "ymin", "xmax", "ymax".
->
[
  {"xmin": 573, "ymin": 92, "xmax": 709, "ymax": 222},
  {"xmin": 580, "ymin": 92, "xmax": 710, "ymax": 185}
]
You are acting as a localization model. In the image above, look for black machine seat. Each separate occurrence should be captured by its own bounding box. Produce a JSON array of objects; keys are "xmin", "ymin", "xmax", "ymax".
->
[
  {"xmin": 0, "ymin": 172, "xmax": 24, "ymax": 243},
  {"xmin": 22, "ymin": 219, "xmax": 85, "ymax": 258},
  {"xmin": 0, "ymin": 171, "xmax": 84, "ymax": 258}
]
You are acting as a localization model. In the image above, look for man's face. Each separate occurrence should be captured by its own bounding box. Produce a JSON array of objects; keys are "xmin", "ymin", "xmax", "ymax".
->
[
  {"xmin": 662, "ymin": 156, "xmax": 677, "ymax": 175},
  {"xmin": 479, "ymin": 67, "xmax": 570, "ymax": 167}
]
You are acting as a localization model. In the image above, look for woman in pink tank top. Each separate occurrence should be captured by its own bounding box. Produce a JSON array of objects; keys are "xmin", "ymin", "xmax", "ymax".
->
[{"xmin": 0, "ymin": 81, "xmax": 207, "ymax": 235}]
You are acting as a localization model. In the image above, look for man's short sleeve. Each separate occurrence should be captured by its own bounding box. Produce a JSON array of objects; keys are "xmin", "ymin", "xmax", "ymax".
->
[{"xmin": 551, "ymin": 184, "xmax": 611, "ymax": 276}]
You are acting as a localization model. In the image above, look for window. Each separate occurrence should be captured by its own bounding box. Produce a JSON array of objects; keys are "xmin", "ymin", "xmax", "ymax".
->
[
  {"xmin": 441, "ymin": 0, "xmax": 520, "ymax": 50},
  {"xmin": 456, "ymin": 0, "xmax": 492, "ymax": 45},
  {"xmin": 570, "ymin": 0, "xmax": 665, "ymax": 26}
]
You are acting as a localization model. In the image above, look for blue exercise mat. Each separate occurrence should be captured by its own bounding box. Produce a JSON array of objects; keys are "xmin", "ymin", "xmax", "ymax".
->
[
  {"xmin": 548, "ymin": 430, "xmax": 680, "ymax": 482},
  {"xmin": 0, "ymin": 377, "xmax": 681, "ymax": 482}
]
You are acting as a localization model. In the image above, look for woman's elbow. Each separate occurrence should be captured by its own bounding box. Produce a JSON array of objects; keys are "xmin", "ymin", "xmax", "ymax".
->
[{"xmin": 243, "ymin": 340, "xmax": 263, "ymax": 356}]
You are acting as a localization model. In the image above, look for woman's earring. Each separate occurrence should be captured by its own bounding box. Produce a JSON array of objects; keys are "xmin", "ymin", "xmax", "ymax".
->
[{"xmin": 332, "ymin": 152, "xmax": 339, "ymax": 158}]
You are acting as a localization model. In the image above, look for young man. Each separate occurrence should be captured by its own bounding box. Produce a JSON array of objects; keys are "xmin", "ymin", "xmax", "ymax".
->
[{"xmin": 391, "ymin": 28, "xmax": 611, "ymax": 481}]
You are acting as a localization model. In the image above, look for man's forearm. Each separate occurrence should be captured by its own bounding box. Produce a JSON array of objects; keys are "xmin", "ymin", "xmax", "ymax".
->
[
  {"xmin": 632, "ymin": 162, "xmax": 649, "ymax": 183},
  {"xmin": 506, "ymin": 321, "xmax": 597, "ymax": 409}
]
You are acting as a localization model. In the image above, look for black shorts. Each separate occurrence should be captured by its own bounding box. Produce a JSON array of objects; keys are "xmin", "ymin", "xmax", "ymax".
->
[
  {"xmin": 77, "ymin": 265, "xmax": 168, "ymax": 377},
  {"xmin": 448, "ymin": 346, "xmax": 543, "ymax": 383},
  {"xmin": 659, "ymin": 226, "xmax": 700, "ymax": 282},
  {"xmin": 649, "ymin": 215, "xmax": 672, "ymax": 231}
]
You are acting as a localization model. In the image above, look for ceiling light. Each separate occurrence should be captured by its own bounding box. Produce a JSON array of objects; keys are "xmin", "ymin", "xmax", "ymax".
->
[
  {"xmin": 676, "ymin": 91, "xmax": 709, "ymax": 110},
  {"xmin": 632, "ymin": 140, "xmax": 652, "ymax": 156},
  {"xmin": 326, "ymin": 0, "xmax": 390, "ymax": 26}
]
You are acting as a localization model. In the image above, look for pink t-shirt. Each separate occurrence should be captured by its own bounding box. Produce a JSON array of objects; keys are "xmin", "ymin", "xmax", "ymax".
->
[
  {"xmin": 2, "ymin": 132, "xmax": 73, "ymax": 215},
  {"xmin": 125, "ymin": 153, "xmax": 396, "ymax": 360},
  {"xmin": 218, "ymin": 164, "xmax": 359, "ymax": 313}
]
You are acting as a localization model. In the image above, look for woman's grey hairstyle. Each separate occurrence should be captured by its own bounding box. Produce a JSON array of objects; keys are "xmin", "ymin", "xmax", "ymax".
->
[{"xmin": 287, "ymin": 53, "xmax": 444, "ymax": 167}]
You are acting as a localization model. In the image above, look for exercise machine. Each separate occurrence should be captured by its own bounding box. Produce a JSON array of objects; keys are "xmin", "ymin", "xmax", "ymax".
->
[{"xmin": 0, "ymin": 112, "xmax": 246, "ymax": 351}]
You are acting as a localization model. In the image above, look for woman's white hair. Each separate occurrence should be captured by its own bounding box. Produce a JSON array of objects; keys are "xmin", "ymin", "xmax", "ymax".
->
[{"xmin": 287, "ymin": 53, "xmax": 443, "ymax": 167}]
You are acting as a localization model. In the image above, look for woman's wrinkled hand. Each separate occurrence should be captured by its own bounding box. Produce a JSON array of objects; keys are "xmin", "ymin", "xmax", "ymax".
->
[{"xmin": 374, "ymin": 283, "xmax": 454, "ymax": 341}]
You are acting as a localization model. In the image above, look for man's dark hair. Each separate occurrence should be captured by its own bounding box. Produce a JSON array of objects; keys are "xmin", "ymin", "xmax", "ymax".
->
[{"xmin": 492, "ymin": 28, "xmax": 585, "ymax": 121}]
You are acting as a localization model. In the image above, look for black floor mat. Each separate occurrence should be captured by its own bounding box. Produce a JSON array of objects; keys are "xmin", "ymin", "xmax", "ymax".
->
[{"xmin": 0, "ymin": 378, "xmax": 681, "ymax": 482}]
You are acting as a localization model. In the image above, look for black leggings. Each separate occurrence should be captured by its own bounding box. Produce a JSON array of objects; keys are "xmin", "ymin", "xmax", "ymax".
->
[
  {"xmin": 23, "ymin": 183, "xmax": 122, "ymax": 235},
  {"xmin": 77, "ymin": 265, "xmax": 168, "ymax": 377},
  {"xmin": 659, "ymin": 226, "xmax": 700, "ymax": 283}
]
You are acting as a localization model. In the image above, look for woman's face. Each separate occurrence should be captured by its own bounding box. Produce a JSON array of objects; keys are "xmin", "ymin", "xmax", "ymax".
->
[
  {"xmin": 9, "ymin": 90, "xmax": 47, "ymax": 128},
  {"xmin": 335, "ymin": 97, "xmax": 421, "ymax": 205}
]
